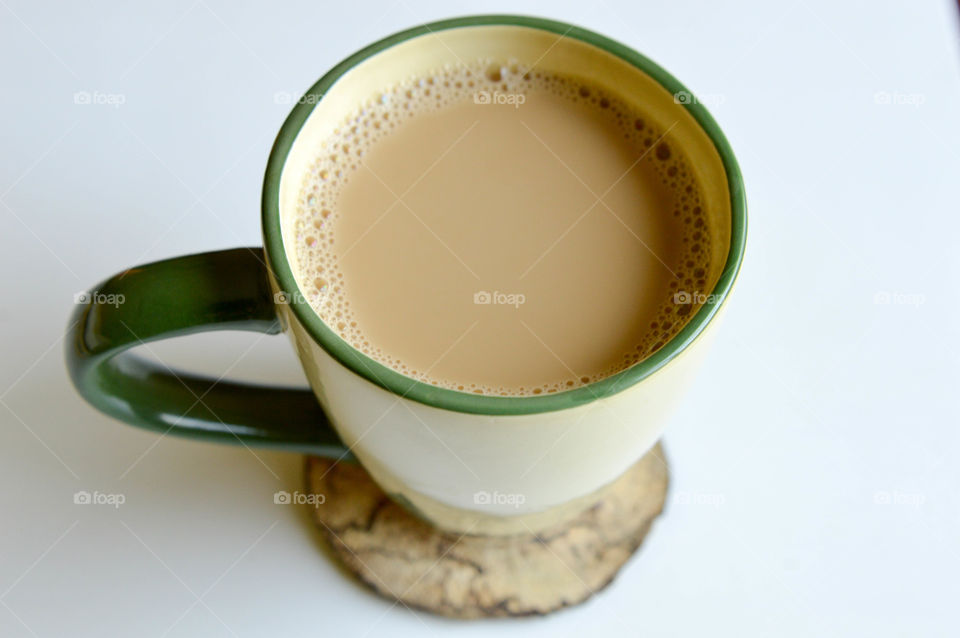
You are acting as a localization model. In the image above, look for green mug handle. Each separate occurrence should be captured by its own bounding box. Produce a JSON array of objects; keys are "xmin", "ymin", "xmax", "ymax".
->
[{"xmin": 66, "ymin": 247, "xmax": 350, "ymax": 458}]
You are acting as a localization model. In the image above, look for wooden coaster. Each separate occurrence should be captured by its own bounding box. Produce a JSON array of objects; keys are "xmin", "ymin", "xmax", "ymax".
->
[{"xmin": 305, "ymin": 443, "xmax": 669, "ymax": 619}]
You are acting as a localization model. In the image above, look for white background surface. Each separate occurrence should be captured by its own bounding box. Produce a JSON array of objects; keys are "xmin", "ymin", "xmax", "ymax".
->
[{"xmin": 2, "ymin": 0, "xmax": 959, "ymax": 635}]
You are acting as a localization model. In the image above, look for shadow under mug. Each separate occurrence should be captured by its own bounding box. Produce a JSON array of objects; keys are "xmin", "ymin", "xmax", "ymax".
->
[{"xmin": 67, "ymin": 15, "xmax": 746, "ymax": 536}]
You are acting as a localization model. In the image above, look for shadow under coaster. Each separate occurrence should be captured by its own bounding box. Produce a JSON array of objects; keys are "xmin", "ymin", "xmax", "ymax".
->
[{"xmin": 304, "ymin": 443, "xmax": 669, "ymax": 619}]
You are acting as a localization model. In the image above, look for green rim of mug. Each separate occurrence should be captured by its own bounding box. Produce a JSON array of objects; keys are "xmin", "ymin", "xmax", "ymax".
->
[{"xmin": 262, "ymin": 14, "xmax": 747, "ymax": 416}]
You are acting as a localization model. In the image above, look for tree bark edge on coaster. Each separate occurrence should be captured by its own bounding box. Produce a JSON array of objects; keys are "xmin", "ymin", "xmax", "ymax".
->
[{"xmin": 305, "ymin": 443, "xmax": 669, "ymax": 619}]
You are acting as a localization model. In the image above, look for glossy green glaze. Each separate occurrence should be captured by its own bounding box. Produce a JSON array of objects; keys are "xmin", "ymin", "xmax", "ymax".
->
[{"xmin": 65, "ymin": 248, "xmax": 349, "ymax": 457}]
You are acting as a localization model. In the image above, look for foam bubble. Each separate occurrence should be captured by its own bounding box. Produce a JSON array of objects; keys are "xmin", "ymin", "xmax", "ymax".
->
[{"xmin": 293, "ymin": 60, "xmax": 714, "ymax": 396}]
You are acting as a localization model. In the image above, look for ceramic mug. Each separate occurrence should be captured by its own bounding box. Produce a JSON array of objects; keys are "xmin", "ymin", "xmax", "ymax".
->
[{"xmin": 67, "ymin": 15, "xmax": 746, "ymax": 536}]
